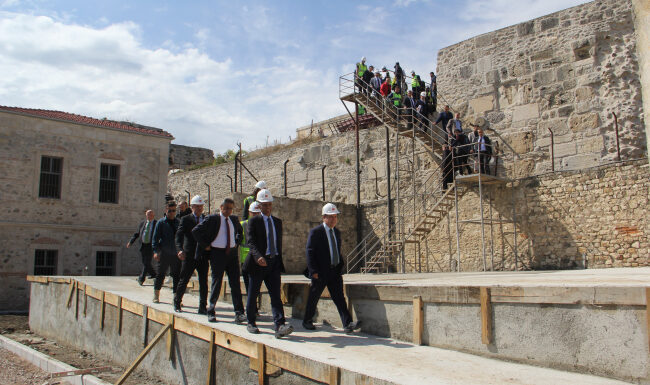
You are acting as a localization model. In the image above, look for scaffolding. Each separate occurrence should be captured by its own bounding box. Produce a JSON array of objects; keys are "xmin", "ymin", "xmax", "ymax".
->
[{"xmin": 339, "ymin": 71, "xmax": 521, "ymax": 273}]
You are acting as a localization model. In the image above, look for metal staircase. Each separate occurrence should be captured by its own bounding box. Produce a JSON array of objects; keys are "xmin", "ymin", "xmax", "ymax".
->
[{"xmin": 340, "ymin": 70, "xmax": 518, "ymax": 274}]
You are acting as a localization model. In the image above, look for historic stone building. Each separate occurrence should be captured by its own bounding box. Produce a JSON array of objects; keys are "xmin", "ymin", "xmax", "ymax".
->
[{"xmin": 0, "ymin": 106, "xmax": 173, "ymax": 311}]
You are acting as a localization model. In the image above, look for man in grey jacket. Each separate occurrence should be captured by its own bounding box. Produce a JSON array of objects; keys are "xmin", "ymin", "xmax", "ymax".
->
[{"xmin": 152, "ymin": 201, "xmax": 180, "ymax": 303}]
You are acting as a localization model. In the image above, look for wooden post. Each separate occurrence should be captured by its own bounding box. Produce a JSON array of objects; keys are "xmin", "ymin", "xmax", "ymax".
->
[
  {"xmin": 83, "ymin": 285, "xmax": 87, "ymax": 317},
  {"xmin": 646, "ymin": 288, "xmax": 650, "ymax": 354},
  {"xmin": 328, "ymin": 366, "xmax": 340, "ymax": 385},
  {"xmin": 256, "ymin": 342, "xmax": 265, "ymax": 385},
  {"xmin": 74, "ymin": 281, "xmax": 79, "ymax": 320},
  {"xmin": 115, "ymin": 324, "xmax": 171, "ymax": 385},
  {"xmin": 205, "ymin": 330, "xmax": 216, "ymax": 385},
  {"xmin": 480, "ymin": 287, "xmax": 493, "ymax": 345},
  {"xmin": 413, "ymin": 296, "xmax": 423, "ymax": 345},
  {"xmin": 345, "ymin": 284, "xmax": 353, "ymax": 317},
  {"xmin": 142, "ymin": 306, "xmax": 149, "ymax": 347},
  {"xmin": 100, "ymin": 291, "xmax": 105, "ymax": 330},
  {"xmin": 167, "ymin": 316, "xmax": 175, "ymax": 361},
  {"xmin": 66, "ymin": 280, "xmax": 76, "ymax": 308},
  {"xmin": 117, "ymin": 297, "xmax": 123, "ymax": 335}
]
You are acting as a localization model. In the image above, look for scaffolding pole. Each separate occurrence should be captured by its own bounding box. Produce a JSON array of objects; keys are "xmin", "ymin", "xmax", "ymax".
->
[
  {"xmin": 488, "ymin": 190, "xmax": 495, "ymax": 271},
  {"xmin": 478, "ymin": 161, "xmax": 487, "ymax": 272}
]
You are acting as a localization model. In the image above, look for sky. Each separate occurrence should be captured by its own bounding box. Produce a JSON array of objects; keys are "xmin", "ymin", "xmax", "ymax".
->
[{"xmin": 0, "ymin": 0, "xmax": 590, "ymax": 154}]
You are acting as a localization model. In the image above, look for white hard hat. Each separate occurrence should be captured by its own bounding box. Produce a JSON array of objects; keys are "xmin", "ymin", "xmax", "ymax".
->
[
  {"xmin": 322, "ymin": 203, "xmax": 340, "ymax": 216},
  {"xmin": 256, "ymin": 189, "xmax": 273, "ymax": 203},
  {"xmin": 249, "ymin": 201, "xmax": 261, "ymax": 213},
  {"xmin": 361, "ymin": 56, "xmax": 366, "ymax": 62},
  {"xmin": 421, "ymin": 92, "xmax": 426, "ymax": 97},
  {"xmin": 255, "ymin": 180, "xmax": 267, "ymax": 189},
  {"xmin": 190, "ymin": 195, "xmax": 205, "ymax": 205}
]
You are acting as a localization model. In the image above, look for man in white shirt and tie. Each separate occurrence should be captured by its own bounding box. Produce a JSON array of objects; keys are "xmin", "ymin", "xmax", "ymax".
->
[
  {"xmin": 302, "ymin": 203, "xmax": 361, "ymax": 334},
  {"xmin": 192, "ymin": 198, "xmax": 245, "ymax": 323},
  {"xmin": 242, "ymin": 189, "xmax": 293, "ymax": 338}
]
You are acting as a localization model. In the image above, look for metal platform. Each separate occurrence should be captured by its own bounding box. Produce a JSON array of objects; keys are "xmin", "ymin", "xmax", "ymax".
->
[{"xmin": 455, "ymin": 173, "xmax": 510, "ymax": 185}]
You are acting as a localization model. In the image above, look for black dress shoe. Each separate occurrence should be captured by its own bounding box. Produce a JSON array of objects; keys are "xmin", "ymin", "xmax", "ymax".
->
[
  {"xmin": 274, "ymin": 324, "xmax": 294, "ymax": 339},
  {"xmin": 302, "ymin": 321, "xmax": 316, "ymax": 330},
  {"xmin": 344, "ymin": 320, "xmax": 362, "ymax": 334},
  {"xmin": 234, "ymin": 312, "xmax": 247, "ymax": 324},
  {"xmin": 198, "ymin": 307, "xmax": 207, "ymax": 315},
  {"xmin": 137, "ymin": 277, "xmax": 144, "ymax": 286},
  {"xmin": 173, "ymin": 302, "xmax": 182, "ymax": 313},
  {"xmin": 208, "ymin": 313, "xmax": 217, "ymax": 323},
  {"xmin": 247, "ymin": 324, "xmax": 260, "ymax": 334}
]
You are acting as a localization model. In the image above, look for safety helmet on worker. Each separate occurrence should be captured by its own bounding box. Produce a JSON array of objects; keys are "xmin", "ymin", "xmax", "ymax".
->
[
  {"xmin": 190, "ymin": 195, "xmax": 205, "ymax": 205},
  {"xmin": 420, "ymin": 92, "xmax": 426, "ymax": 97},
  {"xmin": 249, "ymin": 201, "xmax": 262, "ymax": 213},
  {"xmin": 322, "ymin": 203, "xmax": 340, "ymax": 216},
  {"xmin": 256, "ymin": 189, "xmax": 274, "ymax": 203},
  {"xmin": 361, "ymin": 56, "xmax": 366, "ymax": 62},
  {"xmin": 255, "ymin": 180, "xmax": 267, "ymax": 189}
]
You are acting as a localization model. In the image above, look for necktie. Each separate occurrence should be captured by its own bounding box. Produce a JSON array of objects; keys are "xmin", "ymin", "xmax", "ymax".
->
[
  {"xmin": 143, "ymin": 221, "xmax": 151, "ymax": 244},
  {"xmin": 266, "ymin": 217, "xmax": 277, "ymax": 256},
  {"xmin": 225, "ymin": 217, "xmax": 231, "ymax": 254},
  {"xmin": 328, "ymin": 228, "xmax": 340, "ymax": 266}
]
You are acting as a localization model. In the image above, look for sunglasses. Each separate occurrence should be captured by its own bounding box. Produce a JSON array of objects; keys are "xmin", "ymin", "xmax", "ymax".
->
[{"xmin": 168, "ymin": 209, "xmax": 176, "ymax": 212}]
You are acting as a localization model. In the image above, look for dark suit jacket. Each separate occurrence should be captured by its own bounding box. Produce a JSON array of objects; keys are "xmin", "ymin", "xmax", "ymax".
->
[
  {"xmin": 129, "ymin": 219, "xmax": 158, "ymax": 249},
  {"xmin": 305, "ymin": 224, "xmax": 344, "ymax": 280},
  {"xmin": 191, "ymin": 213, "xmax": 243, "ymax": 256},
  {"xmin": 243, "ymin": 215, "xmax": 284, "ymax": 275},
  {"xmin": 175, "ymin": 213, "xmax": 204, "ymax": 260},
  {"xmin": 473, "ymin": 135, "xmax": 493, "ymax": 155}
]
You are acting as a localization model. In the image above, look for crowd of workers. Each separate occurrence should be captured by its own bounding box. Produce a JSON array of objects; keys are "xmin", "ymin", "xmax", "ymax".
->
[
  {"xmin": 127, "ymin": 181, "xmax": 360, "ymax": 339},
  {"xmin": 355, "ymin": 57, "xmax": 495, "ymax": 182}
]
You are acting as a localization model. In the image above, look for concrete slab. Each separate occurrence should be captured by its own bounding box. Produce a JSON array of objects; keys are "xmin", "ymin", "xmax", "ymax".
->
[{"xmin": 29, "ymin": 275, "xmax": 639, "ymax": 385}]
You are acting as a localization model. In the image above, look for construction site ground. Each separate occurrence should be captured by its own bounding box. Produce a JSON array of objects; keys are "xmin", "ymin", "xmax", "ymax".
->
[{"xmin": 0, "ymin": 315, "xmax": 164, "ymax": 385}]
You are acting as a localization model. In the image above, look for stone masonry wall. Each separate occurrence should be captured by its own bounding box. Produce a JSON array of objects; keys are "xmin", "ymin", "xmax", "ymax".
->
[
  {"xmin": 436, "ymin": 0, "xmax": 646, "ymax": 176},
  {"xmin": 169, "ymin": 144, "xmax": 214, "ymax": 170},
  {"xmin": 409, "ymin": 160, "xmax": 648, "ymax": 272}
]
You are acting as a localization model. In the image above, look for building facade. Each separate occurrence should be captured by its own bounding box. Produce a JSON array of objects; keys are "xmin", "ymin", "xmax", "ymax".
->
[{"xmin": 0, "ymin": 106, "xmax": 173, "ymax": 311}]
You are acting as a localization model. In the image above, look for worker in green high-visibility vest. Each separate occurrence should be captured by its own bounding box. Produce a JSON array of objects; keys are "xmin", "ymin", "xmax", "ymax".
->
[
  {"xmin": 242, "ymin": 180, "xmax": 266, "ymax": 220},
  {"xmin": 358, "ymin": 104, "xmax": 366, "ymax": 116},
  {"xmin": 240, "ymin": 201, "xmax": 261, "ymax": 296},
  {"xmin": 410, "ymin": 70, "xmax": 422, "ymax": 101},
  {"xmin": 355, "ymin": 56, "xmax": 367, "ymax": 93},
  {"xmin": 387, "ymin": 84, "xmax": 403, "ymax": 119}
]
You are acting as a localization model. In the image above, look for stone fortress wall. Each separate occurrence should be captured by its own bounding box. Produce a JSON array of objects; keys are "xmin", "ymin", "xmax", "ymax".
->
[
  {"xmin": 436, "ymin": 0, "xmax": 646, "ymax": 177},
  {"xmin": 169, "ymin": 0, "xmax": 648, "ymax": 273},
  {"xmin": 169, "ymin": 144, "xmax": 214, "ymax": 170}
]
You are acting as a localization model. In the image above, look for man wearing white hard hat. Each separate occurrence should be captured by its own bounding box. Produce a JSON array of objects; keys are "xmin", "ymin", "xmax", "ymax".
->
[
  {"xmin": 239, "ymin": 201, "xmax": 261, "ymax": 295},
  {"xmin": 242, "ymin": 180, "xmax": 267, "ymax": 220},
  {"xmin": 242, "ymin": 189, "xmax": 293, "ymax": 338},
  {"xmin": 303, "ymin": 203, "xmax": 361, "ymax": 334},
  {"xmin": 173, "ymin": 195, "xmax": 208, "ymax": 314},
  {"xmin": 192, "ymin": 198, "xmax": 246, "ymax": 324}
]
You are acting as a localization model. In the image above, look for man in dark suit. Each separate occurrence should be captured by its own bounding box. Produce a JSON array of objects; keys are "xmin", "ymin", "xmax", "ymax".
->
[
  {"xmin": 242, "ymin": 189, "xmax": 293, "ymax": 339},
  {"xmin": 152, "ymin": 201, "xmax": 180, "ymax": 304},
  {"xmin": 303, "ymin": 203, "xmax": 361, "ymax": 334},
  {"xmin": 126, "ymin": 209, "xmax": 157, "ymax": 285},
  {"xmin": 472, "ymin": 128, "xmax": 493, "ymax": 174},
  {"xmin": 173, "ymin": 195, "xmax": 207, "ymax": 314},
  {"xmin": 192, "ymin": 198, "xmax": 246, "ymax": 324}
]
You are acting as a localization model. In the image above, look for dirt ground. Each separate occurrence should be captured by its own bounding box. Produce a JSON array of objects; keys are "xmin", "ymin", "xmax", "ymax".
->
[{"xmin": 0, "ymin": 315, "xmax": 166, "ymax": 385}]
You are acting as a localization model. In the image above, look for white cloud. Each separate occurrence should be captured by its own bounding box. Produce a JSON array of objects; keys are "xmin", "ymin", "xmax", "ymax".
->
[{"xmin": 0, "ymin": 11, "xmax": 344, "ymax": 153}]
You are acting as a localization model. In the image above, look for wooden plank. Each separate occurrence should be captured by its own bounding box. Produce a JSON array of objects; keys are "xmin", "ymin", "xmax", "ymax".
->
[
  {"xmin": 85, "ymin": 286, "xmax": 103, "ymax": 300},
  {"xmin": 115, "ymin": 323, "xmax": 171, "ymax": 385},
  {"xmin": 249, "ymin": 358, "xmax": 281, "ymax": 376},
  {"xmin": 345, "ymin": 284, "xmax": 353, "ymax": 318},
  {"xmin": 100, "ymin": 291, "xmax": 106, "ymax": 330},
  {"xmin": 104, "ymin": 292, "xmax": 120, "ymax": 307},
  {"xmin": 26, "ymin": 275, "xmax": 48, "ymax": 283},
  {"xmin": 205, "ymin": 331, "xmax": 216, "ymax": 385},
  {"xmin": 121, "ymin": 297, "xmax": 144, "ymax": 316},
  {"xmin": 148, "ymin": 307, "xmax": 174, "ymax": 325},
  {"xmin": 117, "ymin": 297, "xmax": 123, "ymax": 335},
  {"xmin": 167, "ymin": 316, "xmax": 175, "ymax": 361},
  {"xmin": 49, "ymin": 366, "xmax": 111, "ymax": 379},
  {"xmin": 66, "ymin": 280, "xmax": 76, "ymax": 308},
  {"xmin": 257, "ymin": 342, "xmax": 265, "ymax": 385},
  {"xmin": 329, "ymin": 366, "xmax": 340, "ymax": 385},
  {"xmin": 265, "ymin": 347, "xmax": 329, "ymax": 382},
  {"xmin": 174, "ymin": 316, "xmax": 213, "ymax": 342},
  {"xmin": 280, "ymin": 282, "xmax": 290, "ymax": 304},
  {"xmin": 480, "ymin": 287, "xmax": 493, "ymax": 345},
  {"xmin": 413, "ymin": 295, "xmax": 423, "ymax": 345}
]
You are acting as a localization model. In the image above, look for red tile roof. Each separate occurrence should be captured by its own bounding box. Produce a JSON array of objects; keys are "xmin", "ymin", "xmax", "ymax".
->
[{"xmin": 0, "ymin": 105, "xmax": 174, "ymax": 139}]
